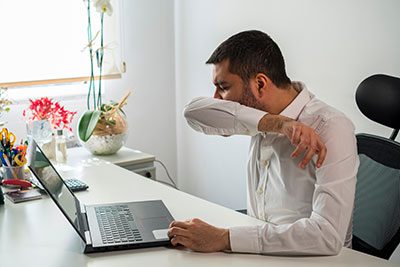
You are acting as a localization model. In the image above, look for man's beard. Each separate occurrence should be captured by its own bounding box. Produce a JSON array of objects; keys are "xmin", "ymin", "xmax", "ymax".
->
[{"xmin": 238, "ymin": 85, "xmax": 265, "ymax": 111}]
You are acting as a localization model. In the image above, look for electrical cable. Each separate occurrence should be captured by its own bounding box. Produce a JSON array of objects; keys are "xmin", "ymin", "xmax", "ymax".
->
[{"xmin": 154, "ymin": 159, "xmax": 178, "ymax": 189}]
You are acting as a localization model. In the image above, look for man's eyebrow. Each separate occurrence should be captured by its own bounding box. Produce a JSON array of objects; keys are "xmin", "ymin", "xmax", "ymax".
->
[{"xmin": 213, "ymin": 80, "xmax": 230, "ymax": 86}]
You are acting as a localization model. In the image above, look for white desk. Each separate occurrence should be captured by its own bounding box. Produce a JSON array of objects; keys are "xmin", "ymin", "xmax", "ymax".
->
[
  {"xmin": 66, "ymin": 146, "xmax": 156, "ymax": 179},
  {"xmin": 0, "ymin": 160, "xmax": 398, "ymax": 267}
]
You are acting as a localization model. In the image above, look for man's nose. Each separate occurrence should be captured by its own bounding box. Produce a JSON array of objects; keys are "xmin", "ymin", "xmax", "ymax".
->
[{"xmin": 213, "ymin": 89, "xmax": 222, "ymax": 99}]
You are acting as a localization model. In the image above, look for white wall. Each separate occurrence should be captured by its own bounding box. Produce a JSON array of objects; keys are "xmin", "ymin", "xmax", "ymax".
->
[
  {"xmin": 4, "ymin": 0, "xmax": 177, "ymax": 185},
  {"xmin": 175, "ymin": 0, "xmax": 400, "ymax": 210},
  {"xmin": 106, "ymin": 0, "xmax": 177, "ymax": 185}
]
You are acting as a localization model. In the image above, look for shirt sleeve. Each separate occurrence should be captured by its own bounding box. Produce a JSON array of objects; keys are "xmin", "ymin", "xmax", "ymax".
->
[
  {"xmin": 229, "ymin": 116, "xmax": 359, "ymax": 255},
  {"xmin": 183, "ymin": 97, "xmax": 267, "ymax": 136}
]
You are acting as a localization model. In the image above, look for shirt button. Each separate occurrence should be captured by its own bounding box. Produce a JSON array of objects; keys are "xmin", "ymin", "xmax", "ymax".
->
[{"xmin": 257, "ymin": 188, "xmax": 264, "ymax": 194}]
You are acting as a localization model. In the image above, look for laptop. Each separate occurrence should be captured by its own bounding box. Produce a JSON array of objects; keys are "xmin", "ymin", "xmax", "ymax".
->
[{"xmin": 27, "ymin": 139, "xmax": 174, "ymax": 253}]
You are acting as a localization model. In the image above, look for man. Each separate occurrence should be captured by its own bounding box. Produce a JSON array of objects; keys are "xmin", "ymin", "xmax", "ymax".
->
[{"xmin": 168, "ymin": 30, "xmax": 359, "ymax": 255}]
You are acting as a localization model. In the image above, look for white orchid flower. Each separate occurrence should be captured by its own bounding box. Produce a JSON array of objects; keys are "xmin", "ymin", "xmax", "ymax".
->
[{"xmin": 94, "ymin": 0, "xmax": 113, "ymax": 16}]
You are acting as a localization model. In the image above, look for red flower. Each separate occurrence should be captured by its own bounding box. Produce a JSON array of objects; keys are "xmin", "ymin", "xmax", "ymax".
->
[{"xmin": 23, "ymin": 97, "xmax": 77, "ymax": 132}]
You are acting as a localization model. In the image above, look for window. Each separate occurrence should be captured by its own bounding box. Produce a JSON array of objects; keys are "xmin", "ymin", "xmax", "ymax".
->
[{"xmin": 0, "ymin": 0, "xmax": 123, "ymax": 89}]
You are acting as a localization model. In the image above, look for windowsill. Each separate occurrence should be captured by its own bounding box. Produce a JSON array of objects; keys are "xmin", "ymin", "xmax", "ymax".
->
[{"xmin": 8, "ymin": 83, "xmax": 102, "ymax": 105}]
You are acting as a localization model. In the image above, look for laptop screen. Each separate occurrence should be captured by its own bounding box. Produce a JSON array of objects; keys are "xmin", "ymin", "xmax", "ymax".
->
[{"xmin": 27, "ymin": 139, "xmax": 86, "ymax": 241}]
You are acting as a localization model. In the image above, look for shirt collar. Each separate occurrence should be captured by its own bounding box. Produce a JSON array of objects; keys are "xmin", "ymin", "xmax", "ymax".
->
[{"xmin": 279, "ymin": 81, "xmax": 313, "ymax": 120}]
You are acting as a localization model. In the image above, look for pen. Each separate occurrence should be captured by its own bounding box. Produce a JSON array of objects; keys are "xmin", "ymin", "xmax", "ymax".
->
[
  {"xmin": 9, "ymin": 149, "xmax": 15, "ymax": 166},
  {"xmin": 2, "ymin": 153, "xmax": 10, "ymax": 167},
  {"xmin": 0, "ymin": 151, "xmax": 6, "ymax": 165}
]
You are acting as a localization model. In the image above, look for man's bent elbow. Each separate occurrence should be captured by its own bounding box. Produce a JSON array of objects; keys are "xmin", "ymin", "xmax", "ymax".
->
[
  {"xmin": 183, "ymin": 104, "xmax": 194, "ymax": 120},
  {"xmin": 326, "ymin": 244, "xmax": 342, "ymax": 256},
  {"xmin": 323, "ymin": 235, "xmax": 344, "ymax": 256}
]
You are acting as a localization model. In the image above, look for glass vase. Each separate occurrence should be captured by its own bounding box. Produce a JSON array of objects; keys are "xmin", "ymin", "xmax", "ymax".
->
[
  {"xmin": 79, "ymin": 109, "xmax": 128, "ymax": 155},
  {"xmin": 26, "ymin": 119, "xmax": 53, "ymax": 145}
]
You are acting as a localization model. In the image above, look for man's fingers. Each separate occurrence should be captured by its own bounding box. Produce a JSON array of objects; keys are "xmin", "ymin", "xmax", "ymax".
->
[
  {"xmin": 299, "ymin": 135, "xmax": 318, "ymax": 168},
  {"xmin": 299, "ymin": 146, "xmax": 316, "ymax": 168},
  {"xmin": 168, "ymin": 227, "xmax": 192, "ymax": 239},
  {"xmin": 169, "ymin": 220, "xmax": 190, "ymax": 229},
  {"xmin": 170, "ymin": 236, "xmax": 193, "ymax": 248},
  {"xmin": 287, "ymin": 123, "xmax": 327, "ymax": 168},
  {"xmin": 291, "ymin": 125, "xmax": 301, "ymax": 145},
  {"xmin": 316, "ymin": 141, "xmax": 327, "ymax": 168},
  {"xmin": 291, "ymin": 142, "xmax": 307, "ymax": 158}
]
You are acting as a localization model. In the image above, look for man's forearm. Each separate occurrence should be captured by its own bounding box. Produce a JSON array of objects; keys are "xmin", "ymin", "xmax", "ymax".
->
[
  {"xmin": 184, "ymin": 97, "xmax": 266, "ymax": 136},
  {"xmin": 257, "ymin": 114, "xmax": 293, "ymax": 134}
]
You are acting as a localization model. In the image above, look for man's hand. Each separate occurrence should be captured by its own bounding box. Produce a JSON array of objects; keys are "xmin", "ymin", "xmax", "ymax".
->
[
  {"xmin": 281, "ymin": 120, "xmax": 326, "ymax": 168},
  {"xmin": 258, "ymin": 114, "xmax": 327, "ymax": 168},
  {"xmin": 168, "ymin": 218, "xmax": 230, "ymax": 252}
]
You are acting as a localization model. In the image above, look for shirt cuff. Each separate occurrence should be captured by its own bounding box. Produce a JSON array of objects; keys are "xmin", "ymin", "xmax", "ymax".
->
[
  {"xmin": 236, "ymin": 106, "xmax": 267, "ymax": 136},
  {"xmin": 229, "ymin": 226, "xmax": 260, "ymax": 253}
]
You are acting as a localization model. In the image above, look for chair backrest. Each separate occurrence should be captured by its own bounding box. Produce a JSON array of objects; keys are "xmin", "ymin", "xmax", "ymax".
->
[
  {"xmin": 353, "ymin": 74, "xmax": 400, "ymax": 259},
  {"xmin": 356, "ymin": 74, "xmax": 400, "ymax": 140},
  {"xmin": 353, "ymin": 134, "xmax": 400, "ymax": 259}
]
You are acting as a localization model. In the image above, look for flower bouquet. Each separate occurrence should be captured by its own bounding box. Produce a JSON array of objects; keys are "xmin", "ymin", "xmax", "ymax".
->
[
  {"xmin": 23, "ymin": 97, "xmax": 77, "ymax": 132},
  {"xmin": 23, "ymin": 97, "xmax": 77, "ymax": 159}
]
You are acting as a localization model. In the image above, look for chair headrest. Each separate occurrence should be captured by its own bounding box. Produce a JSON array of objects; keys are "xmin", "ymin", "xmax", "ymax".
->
[{"xmin": 356, "ymin": 74, "xmax": 400, "ymax": 130}]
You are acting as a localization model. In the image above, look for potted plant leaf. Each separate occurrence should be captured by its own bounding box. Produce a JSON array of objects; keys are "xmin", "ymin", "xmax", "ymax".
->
[{"xmin": 78, "ymin": 92, "xmax": 130, "ymax": 155}]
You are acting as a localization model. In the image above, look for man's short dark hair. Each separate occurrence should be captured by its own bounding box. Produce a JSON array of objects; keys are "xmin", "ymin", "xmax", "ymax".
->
[{"xmin": 206, "ymin": 30, "xmax": 291, "ymax": 87}]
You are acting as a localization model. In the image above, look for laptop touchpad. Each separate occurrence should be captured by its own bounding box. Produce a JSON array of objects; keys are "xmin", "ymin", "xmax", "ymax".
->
[{"xmin": 141, "ymin": 217, "xmax": 170, "ymax": 230}]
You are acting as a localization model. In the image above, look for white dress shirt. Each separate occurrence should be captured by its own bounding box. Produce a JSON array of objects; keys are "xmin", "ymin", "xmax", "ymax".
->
[{"xmin": 183, "ymin": 82, "xmax": 359, "ymax": 255}]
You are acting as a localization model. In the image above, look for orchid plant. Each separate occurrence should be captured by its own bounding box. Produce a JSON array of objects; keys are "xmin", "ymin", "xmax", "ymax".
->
[
  {"xmin": 79, "ymin": 0, "xmax": 115, "ymax": 142},
  {"xmin": 23, "ymin": 97, "xmax": 77, "ymax": 132}
]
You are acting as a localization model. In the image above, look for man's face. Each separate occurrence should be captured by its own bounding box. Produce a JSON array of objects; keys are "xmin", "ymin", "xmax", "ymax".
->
[{"xmin": 212, "ymin": 60, "xmax": 262, "ymax": 109}]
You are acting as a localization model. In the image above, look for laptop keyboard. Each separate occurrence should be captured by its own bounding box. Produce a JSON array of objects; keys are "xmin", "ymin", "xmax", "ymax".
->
[{"xmin": 95, "ymin": 204, "xmax": 143, "ymax": 244}]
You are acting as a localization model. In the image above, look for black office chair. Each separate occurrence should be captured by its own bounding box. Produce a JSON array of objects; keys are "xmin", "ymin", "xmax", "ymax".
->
[{"xmin": 352, "ymin": 74, "xmax": 400, "ymax": 260}]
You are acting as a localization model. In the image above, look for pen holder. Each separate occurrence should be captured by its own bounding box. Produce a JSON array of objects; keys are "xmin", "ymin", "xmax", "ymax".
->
[{"xmin": 0, "ymin": 165, "xmax": 26, "ymax": 181}]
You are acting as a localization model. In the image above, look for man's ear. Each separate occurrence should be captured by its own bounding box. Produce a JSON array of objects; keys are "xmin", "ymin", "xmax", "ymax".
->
[{"xmin": 251, "ymin": 73, "xmax": 269, "ymax": 99}]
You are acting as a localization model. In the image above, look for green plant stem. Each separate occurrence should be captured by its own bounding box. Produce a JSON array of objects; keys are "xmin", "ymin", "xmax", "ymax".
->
[
  {"xmin": 90, "ymin": 48, "xmax": 96, "ymax": 109},
  {"xmin": 86, "ymin": 0, "xmax": 97, "ymax": 110},
  {"xmin": 97, "ymin": 12, "xmax": 104, "ymax": 109},
  {"xmin": 86, "ymin": 0, "xmax": 91, "ymax": 109}
]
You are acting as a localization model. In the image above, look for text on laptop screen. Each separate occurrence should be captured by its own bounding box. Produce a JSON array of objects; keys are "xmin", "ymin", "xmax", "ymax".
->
[{"xmin": 29, "ymin": 142, "xmax": 80, "ymax": 231}]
